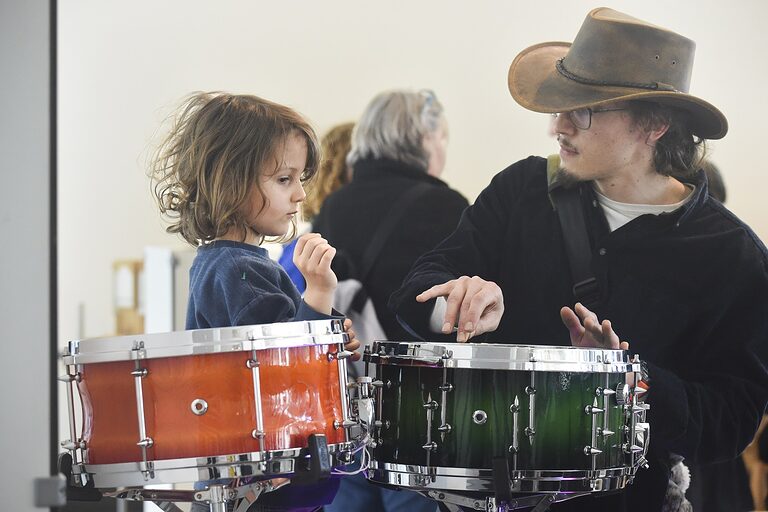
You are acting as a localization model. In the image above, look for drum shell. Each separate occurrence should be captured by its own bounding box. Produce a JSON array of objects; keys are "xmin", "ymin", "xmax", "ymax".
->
[
  {"xmin": 373, "ymin": 362, "xmax": 628, "ymax": 471},
  {"xmin": 77, "ymin": 345, "xmax": 347, "ymax": 464}
]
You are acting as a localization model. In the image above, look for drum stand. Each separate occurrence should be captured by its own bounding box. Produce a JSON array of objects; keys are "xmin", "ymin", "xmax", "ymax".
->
[{"xmin": 423, "ymin": 490, "xmax": 586, "ymax": 512}]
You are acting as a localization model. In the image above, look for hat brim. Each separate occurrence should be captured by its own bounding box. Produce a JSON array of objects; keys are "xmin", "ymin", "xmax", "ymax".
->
[{"xmin": 508, "ymin": 42, "xmax": 728, "ymax": 139}]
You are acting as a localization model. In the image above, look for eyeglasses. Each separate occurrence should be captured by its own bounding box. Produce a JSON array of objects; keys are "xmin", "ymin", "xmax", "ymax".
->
[{"xmin": 550, "ymin": 107, "xmax": 628, "ymax": 130}]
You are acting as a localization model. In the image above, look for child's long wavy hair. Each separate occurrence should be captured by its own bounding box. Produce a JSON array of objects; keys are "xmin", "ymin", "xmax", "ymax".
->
[{"xmin": 150, "ymin": 92, "xmax": 320, "ymax": 246}]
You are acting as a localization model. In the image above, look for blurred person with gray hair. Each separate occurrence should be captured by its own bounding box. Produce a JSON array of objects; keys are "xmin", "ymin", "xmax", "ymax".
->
[{"xmin": 314, "ymin": 89, "xmax": 468, "ymax": 512}]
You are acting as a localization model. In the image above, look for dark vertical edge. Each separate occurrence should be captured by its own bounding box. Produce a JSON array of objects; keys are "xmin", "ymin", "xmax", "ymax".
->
[{"xmin": 49, "ymin": 0, "xmax": 59, "ymax": 482}]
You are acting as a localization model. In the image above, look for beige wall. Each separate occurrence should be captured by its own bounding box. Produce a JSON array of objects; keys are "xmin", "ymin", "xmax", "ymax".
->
[{"xmin": 58, "ymin": 0, "xmax": 768, "ymax": 344}]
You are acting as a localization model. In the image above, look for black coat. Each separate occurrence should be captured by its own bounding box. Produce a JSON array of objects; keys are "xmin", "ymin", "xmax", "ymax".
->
[
  {"xmin": 313, "ymin": 157, "xmax": 468, "ymax": 340},
  {"xmin": 390, "ymin": 156, "xmax": 768, "ymax": 511}
]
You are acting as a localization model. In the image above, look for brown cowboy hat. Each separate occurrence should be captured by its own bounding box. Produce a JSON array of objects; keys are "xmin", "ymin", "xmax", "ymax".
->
[{"xmin": 508, "ymin": 7, "xmax": 728, "ymax": 139}]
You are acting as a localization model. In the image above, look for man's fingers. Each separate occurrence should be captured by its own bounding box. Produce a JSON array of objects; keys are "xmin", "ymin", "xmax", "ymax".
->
[
  {"xmin": 561, "ymin": 306, "xmax": 586, "ymax": 345},
  {"xmin": 416, "ymin": 281, "xmax": 454, "ymax": 302},
  {"xmin": 460, "ymin": 284, "xmax": 502, "ymax": 341},
  {"xmin": 560, "ymin": 306, "xmax": 582, "ymax": 331},
  {"xmin": 444, "ymin": 286, "xmax": 467, "ymax": 337},
  {"xmin": 601, "ymin": 319, "xmax": 621, "ymax": 349}
]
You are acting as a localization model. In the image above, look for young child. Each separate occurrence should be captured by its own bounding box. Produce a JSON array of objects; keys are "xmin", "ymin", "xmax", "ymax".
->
[{"xmin": 151, "ymin": 91, "xmax": 359, "ymax": 511}]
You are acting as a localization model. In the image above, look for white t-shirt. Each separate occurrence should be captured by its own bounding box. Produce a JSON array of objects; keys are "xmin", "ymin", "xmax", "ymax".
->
[{"xmin": 595, "ymin": 184, "xmax": 695, "ymax": 232}]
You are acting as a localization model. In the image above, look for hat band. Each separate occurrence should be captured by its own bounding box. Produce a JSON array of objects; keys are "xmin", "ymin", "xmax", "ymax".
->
[{"xmin": 556, "ymin": 58, "xmax": 679, "ymax": 93}]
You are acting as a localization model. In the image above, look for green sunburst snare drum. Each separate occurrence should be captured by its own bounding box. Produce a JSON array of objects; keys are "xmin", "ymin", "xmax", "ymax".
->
[{"xmin": 364, "ymin": 342, "xmax": 649, "ymax": 498}]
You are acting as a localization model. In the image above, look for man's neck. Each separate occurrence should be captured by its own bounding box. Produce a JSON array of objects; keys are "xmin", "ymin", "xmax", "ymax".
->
[{"xmin": 593, "ymin": 169, "xmax": 689, "ymax": 205}]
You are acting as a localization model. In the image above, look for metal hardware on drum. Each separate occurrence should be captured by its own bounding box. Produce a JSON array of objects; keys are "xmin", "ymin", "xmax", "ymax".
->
[
  {"xmin": 194, "ymin": 484, "xmax": 234, "ymax": 512},
  {"xmin": 510, "ymin": 396, "xmax": 520, "ymax": 458},
  {"xmin": 246, "ymin": 350, "xmax": 265, "ymax": 451},
  {"xmin": 131, "ymin": 341, "xmax": 153, "ymax": 479},
  {"xmin": 423, "ymin": 490, "xmax": 588, "ymax": 512},
  {"xmin": 526, "ymin": 377, "xmax": 536, "ymax": 443},
  {"xmin": 190, "ymin": 399, "xmax": 208, "ymax": 416},
  {"xmin": 472, "ymin": 410, "xmax": 488, "ymax": 425}
]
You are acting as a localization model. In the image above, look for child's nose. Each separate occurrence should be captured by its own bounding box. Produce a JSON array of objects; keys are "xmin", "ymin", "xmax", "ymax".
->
[{"xmin": 294, "ymin": 183, "xmax": 306, "ymax": 202}]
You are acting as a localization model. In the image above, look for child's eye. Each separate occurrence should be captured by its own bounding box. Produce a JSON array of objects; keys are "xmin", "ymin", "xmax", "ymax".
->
[{"xmin": 277, "ymin": 176, "xmax": 291, "ymax": 184}]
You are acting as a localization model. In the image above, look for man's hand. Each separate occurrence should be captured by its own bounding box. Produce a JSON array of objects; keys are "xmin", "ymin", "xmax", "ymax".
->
[
  {"xmin": 342, "ymin": 318, "xmax": 362, "ymax": 361},
  {"xmin": 560, "ymin": 302, "xmax": 629, "ymax": 350},
  {"xmin": 416, "ymin": 276, "xmax": 504, "ymax": 342}
]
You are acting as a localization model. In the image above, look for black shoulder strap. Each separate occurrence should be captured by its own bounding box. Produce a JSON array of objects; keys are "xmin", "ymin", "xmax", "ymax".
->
[
  {"xmin": 358, "ymin": 182, "xmax": 431, "ymax": 283},
  {"xmin": 546, "ymin": 155, "xmax": 601, "ymax": 308}
]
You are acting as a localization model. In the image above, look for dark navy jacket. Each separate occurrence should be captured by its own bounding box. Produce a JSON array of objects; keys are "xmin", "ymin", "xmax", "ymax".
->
[{"xmin": 390, "ymin": 156, "xmax": 768, "ymax": 511}]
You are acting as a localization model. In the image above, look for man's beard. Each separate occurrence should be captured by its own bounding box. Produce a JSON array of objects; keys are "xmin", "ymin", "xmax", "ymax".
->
[{"xmin": 554, "ymin": 167, "xmax": 583, "ymax": 189}]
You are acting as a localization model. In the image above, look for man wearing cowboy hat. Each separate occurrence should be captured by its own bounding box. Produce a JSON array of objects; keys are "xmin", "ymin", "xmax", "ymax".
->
[{"xmin": 390, "ymin": 7, "xmax": 768, "ymax": 511}]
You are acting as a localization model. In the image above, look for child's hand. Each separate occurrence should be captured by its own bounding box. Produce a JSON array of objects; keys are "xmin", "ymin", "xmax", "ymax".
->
[
  {"xmin": 343, "ymin": 318, "xmax": 362, "ymax": 361},
  {"xmin": 294, "ymin": 233, "xmax": 337, "ymax": 314}
]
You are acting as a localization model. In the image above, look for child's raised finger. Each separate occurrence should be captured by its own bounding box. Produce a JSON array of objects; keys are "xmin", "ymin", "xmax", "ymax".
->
[{"xmin": 294, "ymin": 233, "xmax": 321, "ymax": 259}]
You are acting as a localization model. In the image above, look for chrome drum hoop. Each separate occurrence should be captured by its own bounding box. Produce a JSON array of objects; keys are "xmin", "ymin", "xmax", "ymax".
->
[
  {"xmin": 367, "ymin": 341, "xmax": 633, "ymax": 373},
  {"xmin": 368, "ymin": 462, "xmax": 636, "ymax": 494},
  {"xmin": 75, "ymin": 441, "xmax": 358, "ymax": 489},
  {"xmin": 64, "ymin": 319, "xmax": 347, "ymax": 364}
]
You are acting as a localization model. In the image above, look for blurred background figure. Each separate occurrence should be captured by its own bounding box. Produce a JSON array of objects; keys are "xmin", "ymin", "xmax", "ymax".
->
[
  {"xmin": 314, "ymin": 89, "xmax": 468, "ymax": 512},
  {"xmin": 279, "ymin": 122, "xmax": 355, "ymax": 293},
  {"xmin": 314, "ymin": 89, "xmax": 468, "ymax": 342}
]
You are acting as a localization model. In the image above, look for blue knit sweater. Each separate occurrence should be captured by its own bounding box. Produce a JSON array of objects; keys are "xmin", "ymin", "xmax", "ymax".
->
[{"xmin": 186, "ymin": 240, "xmax": 335, "ymax": 329}]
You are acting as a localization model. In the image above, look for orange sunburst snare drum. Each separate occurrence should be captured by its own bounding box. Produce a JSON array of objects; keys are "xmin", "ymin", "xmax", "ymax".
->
[{"xmin": 60, "ymin": 319, "xmax": 356, "ymax": 489}]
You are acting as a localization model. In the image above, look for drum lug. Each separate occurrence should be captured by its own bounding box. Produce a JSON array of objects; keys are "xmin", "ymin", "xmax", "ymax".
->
[
  {"xmin": 328, "ymin": 350, "xmax": 354, "ymax": 361},
  {"xmin": 130, "ymin": 368, "xmax": 148, "ymax": 378},
  {"xmin": 60, "ymin": 439, "xmax": 86, "ymax": 451},
  {"xmin": 372, "ymin": 379, "xmax": 391, "ymax": 389},
  {"xmin": 623, "ymin": 443, "xmax": 644, "ymax": 454},
  {"xmin": 58, "ymin": 372, "xmax": 82, "ymax": 383},
  {"xmin": 596, "ymin": 427, "xmax": 614, "ymax": 437},
  {"xmin": 422, "ymin": 441, "xmax": 437, "ymax": 451},
  {"xmin": 584, "ymin": 404, "xmax": 605, "ymax": 415},
  {"xmin": 136, "ymin": 437, "xmax": 154, "ymax": 448},
  {"xmin": 333, "ymin": 419, "xmax": 357, "ymax": 429},
  {"xmin": 583, "ymin": 445, "xmax": 603, "ymax": 456},
  {"xmin": 437, "ymin": 423, "xmax": 452, "ymax": 434},
  {"xmin": 510, "ymin": 395, "xmax": 520, "ymax": 455},
  {"xmin": 525, "ymin": 373, "xmax": 537, "ymax": 445},
  {"xmin": 438, "ymin": 383, "xmax": 454, "ymax": 392},
  {"xmin": 251, "ymin": 429, "xmax": 265, "ymax": 439},
  {"xmin": 423, "ymin": 400, "xmax": 439, "ymax": 410},
  {"xmin": 595, "ymin": 386, "xmax": 615, "ymax": 397},
  {"xmin": 374, "ymin": 420, "xmax": 390, "ymax": 430}
]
